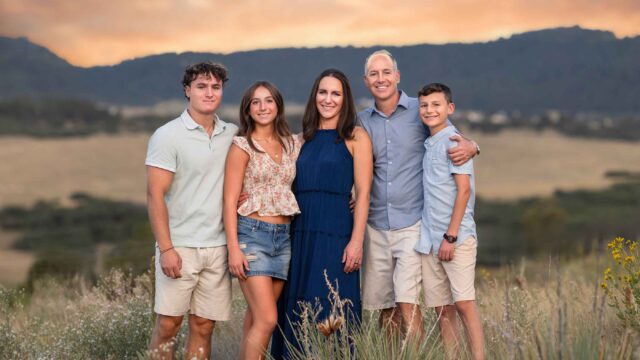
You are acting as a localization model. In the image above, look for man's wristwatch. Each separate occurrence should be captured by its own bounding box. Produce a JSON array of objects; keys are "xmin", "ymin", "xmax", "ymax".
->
[{"xmin": 443, "ymin": 233, "xmax": 458, "ymax": 244}]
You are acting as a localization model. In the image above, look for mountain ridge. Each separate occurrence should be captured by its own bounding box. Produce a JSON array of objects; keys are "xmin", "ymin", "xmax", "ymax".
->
[{"xmin": 1, "ymin": 26, "xmax": 638, "ymax": 112}]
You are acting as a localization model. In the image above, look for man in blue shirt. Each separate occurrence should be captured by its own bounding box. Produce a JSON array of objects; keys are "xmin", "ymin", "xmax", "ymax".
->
[{"xmin": 358, "ymin": 50, "xmax": 478, "ymax": 339}]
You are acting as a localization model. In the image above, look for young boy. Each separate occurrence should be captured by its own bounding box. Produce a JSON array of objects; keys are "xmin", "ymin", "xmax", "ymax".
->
[{"xmin": 414, "ymin": 83, "xmax": 484, "ymax": 359}]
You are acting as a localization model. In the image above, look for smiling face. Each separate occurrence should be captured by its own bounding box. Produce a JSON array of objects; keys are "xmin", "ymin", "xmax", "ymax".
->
[
  {"xmin": 249, "ymin": 86, "xmax": 278, "ymax": 127},
  {"xmin": 184, "ymin": 73, "xmax": 223, "ymax": 116},
  {"xmin": 316, "ymin": 76, "xmax": 344, "ymax": 123},
  {"xmin": 363, "ymin": 54, "xmax": 400, "ymax": 103},
  {"xmin": 419, "ymin": 91, "xmax": 455, "ymax": 134}
]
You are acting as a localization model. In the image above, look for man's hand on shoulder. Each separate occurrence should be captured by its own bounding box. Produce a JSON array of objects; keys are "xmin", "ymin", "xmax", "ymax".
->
[{"xmin": 448, "ymin": 134, "xmax": 479, "ymax": 166}]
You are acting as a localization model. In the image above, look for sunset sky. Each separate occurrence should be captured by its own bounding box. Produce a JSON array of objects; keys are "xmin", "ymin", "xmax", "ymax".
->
[{"xmin": 1, "ymin": 0, "xmax": 638, "ymax": 67}]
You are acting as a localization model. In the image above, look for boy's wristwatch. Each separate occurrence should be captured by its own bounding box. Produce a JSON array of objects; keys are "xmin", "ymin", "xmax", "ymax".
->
[{"xmin": 443, "ymin": 233, "xmax": 458, "ymax": 243}]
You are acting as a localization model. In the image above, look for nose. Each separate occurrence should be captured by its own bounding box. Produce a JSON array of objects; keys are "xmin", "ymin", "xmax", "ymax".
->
[
  {"xmin": 205, "ymin": 87, "xmax": 214, "ymax": 97},
  {"xmin": 259, "ymin": 100, "xmax": 266, "ymax": 111}
]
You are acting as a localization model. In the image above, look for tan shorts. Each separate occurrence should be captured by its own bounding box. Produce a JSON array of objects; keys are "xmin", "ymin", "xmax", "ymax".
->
[
  {"xmin": 154, "ymin": 246, "xmax": 232, "ymax": 321},
  {"xmin": 421, "ymin": 236, "xmax": 477, "ymax": 307},
  {"xmin": 362, "ymin": 221, "xmax": 422, "ymax": 310}
]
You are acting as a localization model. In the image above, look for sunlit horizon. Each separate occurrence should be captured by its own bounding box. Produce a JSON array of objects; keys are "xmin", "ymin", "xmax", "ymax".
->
[{"xmin": 1, "ymin": 0, "xmax": 638, "ymax": 67}]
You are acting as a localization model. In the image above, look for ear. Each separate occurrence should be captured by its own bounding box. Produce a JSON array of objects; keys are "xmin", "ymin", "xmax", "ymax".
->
[
  {"xmin": 448, "ymin": 102, "xmax": 455, "ymax": 114},
  {"xmin": 396, "ymin": 70, "xmax": 401, "ymax": 85},
  {"xmin": 184, "ymin": 86, "xmax": 191, "ymax": 100}
]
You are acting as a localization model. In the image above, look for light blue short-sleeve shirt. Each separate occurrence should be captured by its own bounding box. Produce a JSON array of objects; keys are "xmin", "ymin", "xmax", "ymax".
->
[
  {"xmin": 415, "ymin": 125, "xmax": 477, "ymax": 255},
  {"xmin": 145, "ymin": 109, "xmax": 238, "ymax": 248}
]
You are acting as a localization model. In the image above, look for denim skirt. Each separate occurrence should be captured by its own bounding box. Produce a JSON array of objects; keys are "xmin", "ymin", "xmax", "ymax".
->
[{"xmin": 237, "ymin": 216, "xmax": 291, "ymax": 280}]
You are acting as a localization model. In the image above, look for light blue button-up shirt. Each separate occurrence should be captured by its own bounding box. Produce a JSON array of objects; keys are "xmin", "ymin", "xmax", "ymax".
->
[
  {"xmin": 357, "ymin": 91, "xmax": 428, "ymax": 230},
  {"xmin": 415, "ymin": 125, "xmax": 476, "ymax": 255}
]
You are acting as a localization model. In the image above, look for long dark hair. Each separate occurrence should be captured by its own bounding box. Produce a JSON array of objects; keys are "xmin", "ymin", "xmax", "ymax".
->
[
  {"xmin": 302, "ymin": 69, "xmax": 356, "ymax": 142},
  {"xmin": 238, "ymin": 81, "xmax": 293, "ymax": 153}
]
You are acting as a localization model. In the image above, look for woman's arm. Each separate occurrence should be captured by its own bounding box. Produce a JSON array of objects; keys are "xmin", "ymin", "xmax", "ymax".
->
[
  {"xmin": 223, "ymin": 144, "xmax": 250, "ymax": 280},
  {"xmin": 343, "ymin": 127, "xmax": 373, "ymax": 273}
]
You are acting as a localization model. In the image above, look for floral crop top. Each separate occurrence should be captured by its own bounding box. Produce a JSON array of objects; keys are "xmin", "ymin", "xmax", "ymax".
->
[{"xmin": 232, "ymin": 135, "xmax": 302, "ymax": 217}]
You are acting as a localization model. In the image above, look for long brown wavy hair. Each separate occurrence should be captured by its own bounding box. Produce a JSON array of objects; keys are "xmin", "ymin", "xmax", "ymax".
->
[
  {"xmin": 238, "ymin": 81, "xmax": 293, "ymax": 153},
  {"xmin": 302, "ymin": 69, "xmax": 356, "ymax": 142}
]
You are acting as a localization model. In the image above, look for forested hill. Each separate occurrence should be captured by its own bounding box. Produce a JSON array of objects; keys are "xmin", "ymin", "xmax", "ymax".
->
[{"xmin": 1, "ymin": 26, "xmax": 639, "ymax": 113}]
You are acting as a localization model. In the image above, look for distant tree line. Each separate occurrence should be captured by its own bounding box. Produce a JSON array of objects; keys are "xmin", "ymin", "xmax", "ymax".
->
[
  {"xmin": 1, "ymin": 98, "xmax": 639, "ymax": 141},
  {"xmin": 0, "ymin": 98, "xmax": 168, "ymax": 137},
  {"xmin": 2, "ymin": 177, "xmax": 639, "ymax": 288}
]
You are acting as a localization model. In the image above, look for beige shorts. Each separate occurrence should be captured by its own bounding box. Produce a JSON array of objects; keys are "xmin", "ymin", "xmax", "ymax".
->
[
  {"xmin": 154, "ymin": 246, "xmax": 232, "ymax": 321},
  {"xmin": 421, "ymin": 236, "xmax": 477, "ymax": 307},
  {"xmin": 362, "ymin": 221, "xmax": 422, "ymax": 310}
]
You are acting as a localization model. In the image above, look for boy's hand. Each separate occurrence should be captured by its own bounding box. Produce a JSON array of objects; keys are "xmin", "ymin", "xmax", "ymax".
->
[
  {"xmin": 448, "ymin": 135, "xmax": 477, "ymax": 166},
  {"xmin": 438, "ymin": 240, "xmax": 455, "ymax": 262},
  {"xmin": 237, "ymin": 192, "xmax": 249, "ymax": 209}
]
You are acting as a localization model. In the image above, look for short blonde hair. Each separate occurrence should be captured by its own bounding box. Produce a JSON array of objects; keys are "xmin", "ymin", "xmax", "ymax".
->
[{"xmin": 364, "ymin": 49, "xmax": 398, "ymax": 75}]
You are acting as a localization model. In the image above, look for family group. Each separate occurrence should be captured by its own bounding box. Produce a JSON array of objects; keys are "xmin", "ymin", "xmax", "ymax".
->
[{"xmin": 145, "ymin": 49, "xmax": 483, "ymax": 359}]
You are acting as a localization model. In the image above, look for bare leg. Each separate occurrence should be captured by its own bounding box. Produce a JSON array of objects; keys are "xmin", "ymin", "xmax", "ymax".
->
[
  {"xmin": 397, "ymin": 302, "xmax": 424, "ymax": 342},
  {"xmin": 240, "ymin": 308, "xmax": 253, "ymax": 359},
  {"xmin": 239, "ymin": 276, "xmax": 284, "ymax": 359},
  {"xmin": 455, "ymin": 300, "xmax": 485, "ymax": 360},
  {"xmin": 435, "ymin": 305, "xmax": 460, "ymax": 359},
  {"xmin": 185, "ymin": 314, "xmax": 215, "ymax": 359},
  {"xmin": 149, "ymin": 314, "xmax": 184, "ymax": 359},
  {"xmin": 379, "ymin": 307, "xmax": 403, "ymax": 338}
]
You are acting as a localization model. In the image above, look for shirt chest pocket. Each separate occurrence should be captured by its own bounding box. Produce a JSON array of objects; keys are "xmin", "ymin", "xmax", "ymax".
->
[{"xmin": 429, "ymin": 156, "xmax": 452, "ymax": 184}]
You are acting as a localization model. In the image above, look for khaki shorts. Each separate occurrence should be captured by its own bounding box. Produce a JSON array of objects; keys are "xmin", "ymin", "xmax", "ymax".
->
[
  {"xmin": 421, "ymin": 236, "xmax": 477, "ymax": 307},
  {"xmin": 362, "ymin": 221, "xmax": 422, "ymax": 310},
  {"xmin": 154, "ymin": 246, "xmax": 232, "ymax": 321}
]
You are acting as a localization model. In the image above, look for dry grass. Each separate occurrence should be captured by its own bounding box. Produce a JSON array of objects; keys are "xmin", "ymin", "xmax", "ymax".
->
[{"xmin": 1, "ymin": 256, "xmax": 637, "ymax": 359}]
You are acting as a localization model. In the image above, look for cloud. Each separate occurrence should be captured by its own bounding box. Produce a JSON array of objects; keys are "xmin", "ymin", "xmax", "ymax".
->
[{"xmin": 1, "ymin": 0, "xmax": 638, "ymax": 66}]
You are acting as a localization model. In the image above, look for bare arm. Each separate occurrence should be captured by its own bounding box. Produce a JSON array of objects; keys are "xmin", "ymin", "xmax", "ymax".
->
[
  {"xmin": 147, "ymin": 166, "xmax": 182, "ymax": 278},
  {"xmin": 447, "ymin": 134, "xmax": 479, "ymax": 166},
  {"xmin": 438, "ymin": 174, "xmax": 471, "ymax": 262},
  {"xmin": 343, "ymin": 127, "xmax": 373, "ymax": 273},
  {"xmin": 223, "ymin": 144, "xmax": 250, "ymax": 280}
]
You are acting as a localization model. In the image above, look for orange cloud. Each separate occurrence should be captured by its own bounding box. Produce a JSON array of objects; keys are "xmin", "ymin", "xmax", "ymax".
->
[{"xmin": 1, "ymin": 0, "xmax": 638, "ymax": 67}]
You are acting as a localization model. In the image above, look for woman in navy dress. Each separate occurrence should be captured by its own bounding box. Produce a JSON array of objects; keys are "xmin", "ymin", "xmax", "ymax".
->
[{"xmin": 270, "ymin": 69, "xmax": 373, "ymax": 359}]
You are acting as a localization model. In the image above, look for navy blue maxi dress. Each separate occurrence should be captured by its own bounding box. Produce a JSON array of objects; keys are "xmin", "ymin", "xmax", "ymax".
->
[{"xmin": 270, "ymin": 129, "xmax": 361, "ymax": 359}]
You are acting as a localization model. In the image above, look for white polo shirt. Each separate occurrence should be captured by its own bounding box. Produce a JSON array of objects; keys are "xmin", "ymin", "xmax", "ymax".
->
[{"xmin": 145, "ymin": 109, "xmax": 237, "ymax": 248}]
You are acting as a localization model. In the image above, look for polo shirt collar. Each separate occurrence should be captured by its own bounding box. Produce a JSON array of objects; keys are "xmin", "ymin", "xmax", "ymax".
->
[
  {"xmin": 426, "ymin": 124, "xmax": 455, "ymax": 147},
  {"xmin": 180, "ymin": 109, "xmax": 226, "ymax": 134},
  {"xmin": 369, "ymin": 90, "xmax": 410, "ymax": 117}
]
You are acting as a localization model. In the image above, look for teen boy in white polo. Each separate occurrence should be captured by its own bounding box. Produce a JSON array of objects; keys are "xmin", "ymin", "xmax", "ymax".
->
[{"xmin": 146, "ymin": 62, "xmax": 238, "ymax": 359}]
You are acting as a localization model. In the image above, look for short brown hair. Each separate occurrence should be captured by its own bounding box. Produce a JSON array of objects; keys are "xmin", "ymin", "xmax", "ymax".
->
[
  {"xmin": 418, "ymin": 83, "xmax": 453, "ymax": 103},
  {"xmin": 181, "ymin": 62, "xmax": 229, "ymax": 89}
]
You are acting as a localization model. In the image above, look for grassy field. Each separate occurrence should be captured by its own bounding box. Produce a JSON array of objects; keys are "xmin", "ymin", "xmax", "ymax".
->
[
  {"xmin": 2, "ymin": 129, "xmax": 640, "ymax": 209},
  {"xmin": 1, "ymin": 249, "xmax": 638, "ymax": 359},
  {"xmin": 2, "ymin": 129, "xmax": 639, "ymax": 287}
]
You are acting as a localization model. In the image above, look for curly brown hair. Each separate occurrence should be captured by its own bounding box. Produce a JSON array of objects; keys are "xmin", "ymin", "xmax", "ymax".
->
[{"xmin": 181, "ymin": 62, "xmax": 229, "ymax": 99}]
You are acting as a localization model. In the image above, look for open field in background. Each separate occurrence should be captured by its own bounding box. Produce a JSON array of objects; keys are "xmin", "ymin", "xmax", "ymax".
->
[{"xmin": 1, "ymin": 128, "xmax": 640, "ymax": 208}]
